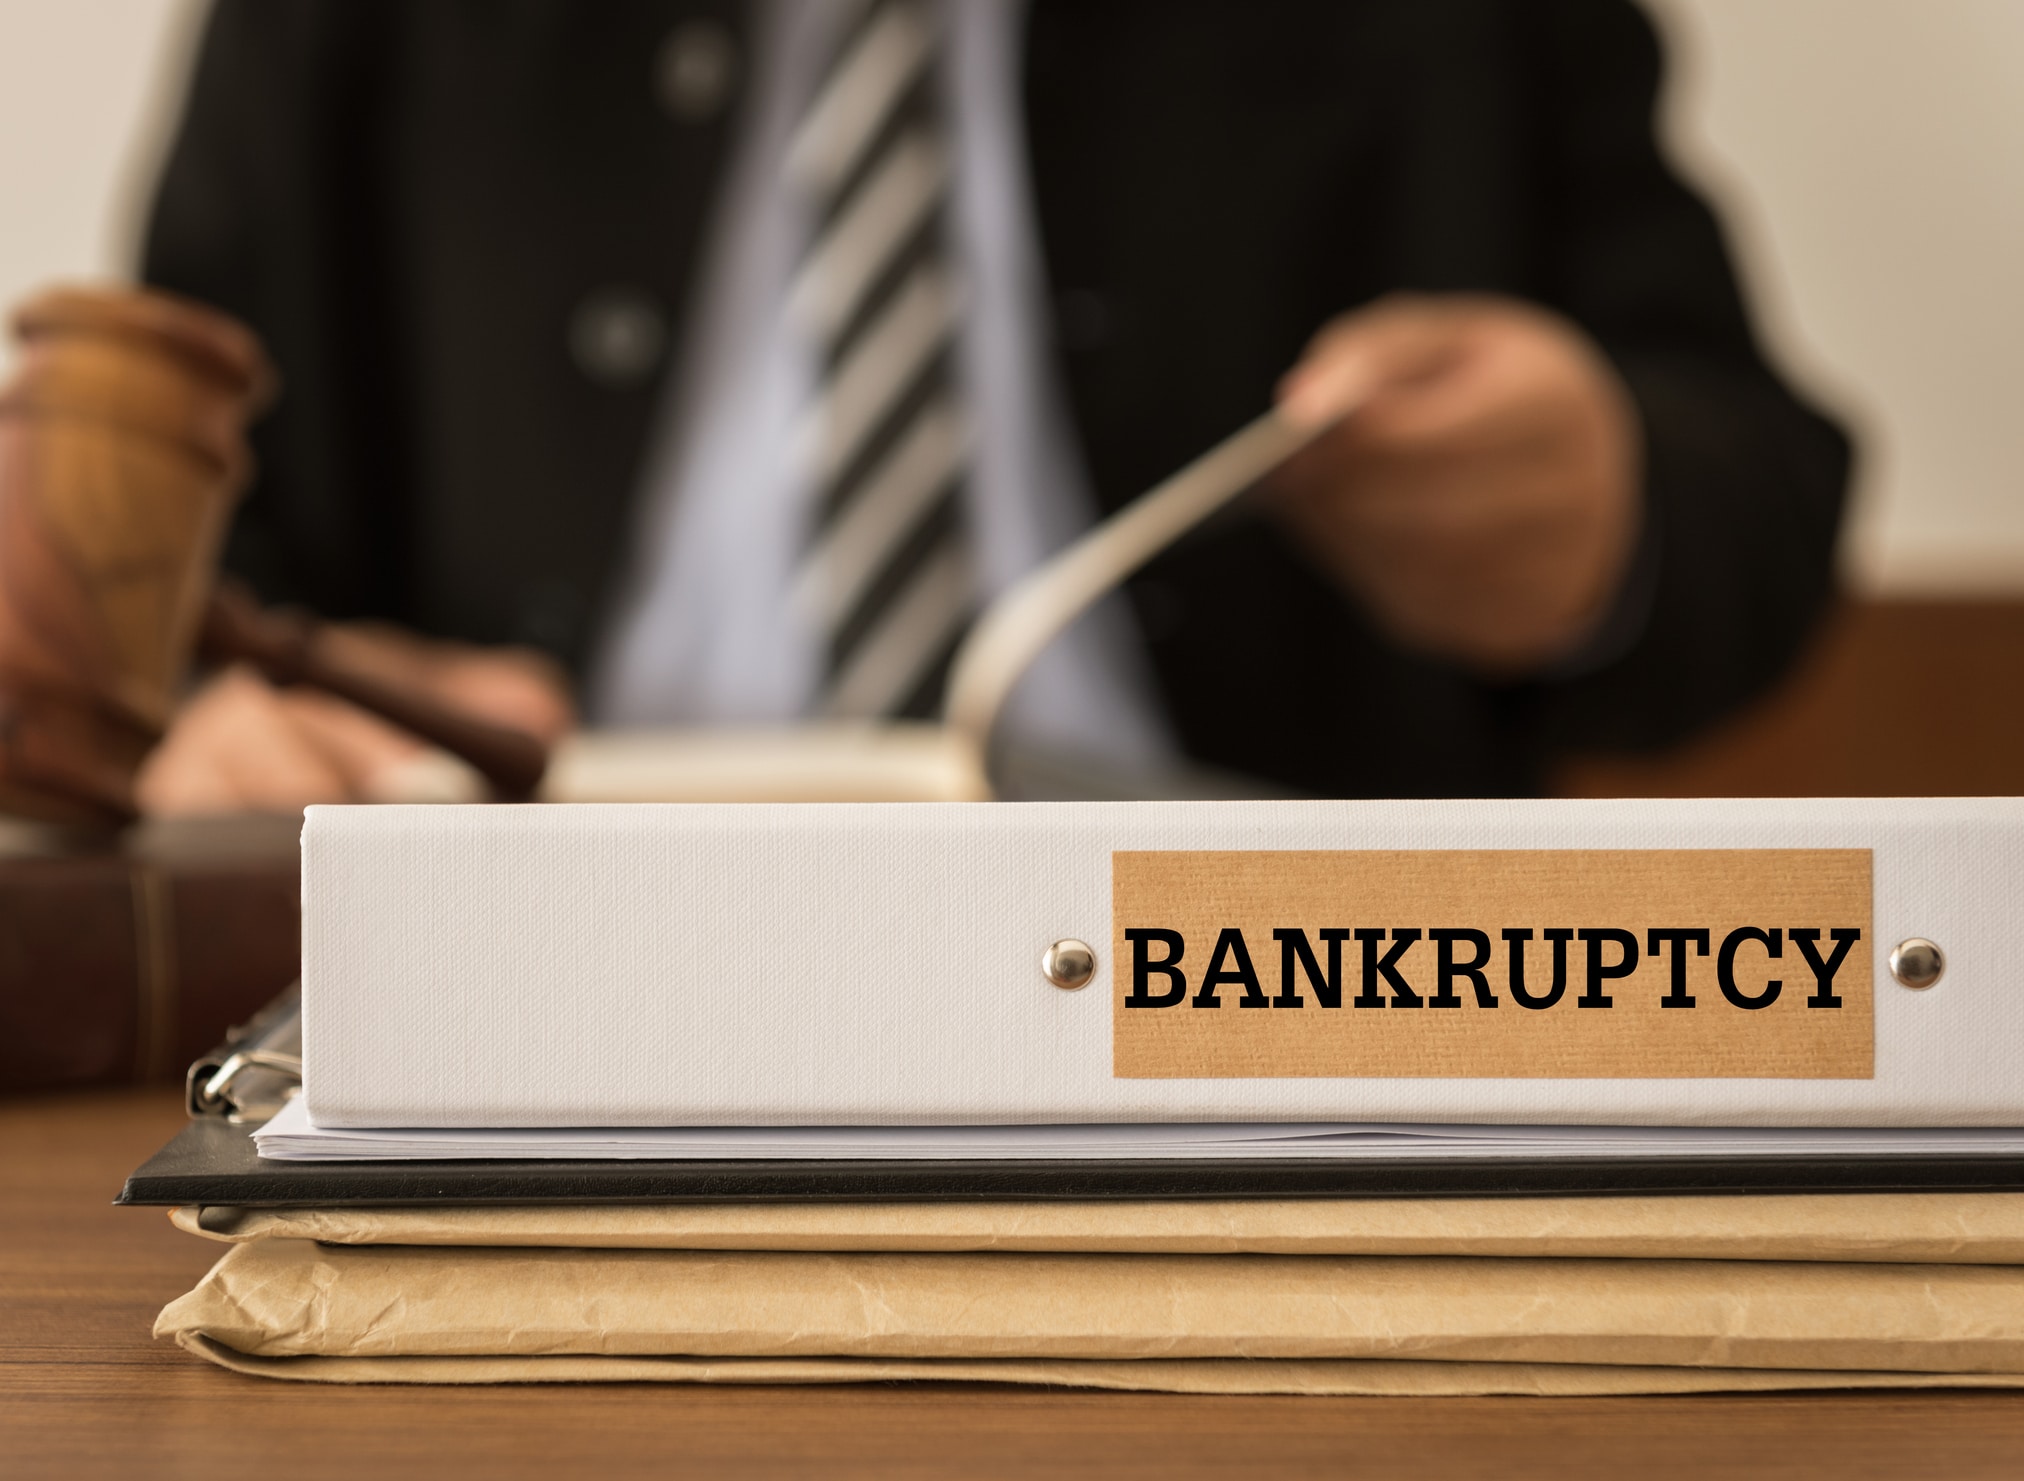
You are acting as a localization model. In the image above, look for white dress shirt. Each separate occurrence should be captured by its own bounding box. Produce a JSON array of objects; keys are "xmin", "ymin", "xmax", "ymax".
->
[{"xmin": 587, "ymin": 0, "xmax": 1171, "ymax": 767}]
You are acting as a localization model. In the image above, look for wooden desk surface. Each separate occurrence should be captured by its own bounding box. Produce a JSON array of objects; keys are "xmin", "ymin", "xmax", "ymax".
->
[{"xmin": 5, "ymin": 1089, "xmax": 2024, "ymax": 1480}]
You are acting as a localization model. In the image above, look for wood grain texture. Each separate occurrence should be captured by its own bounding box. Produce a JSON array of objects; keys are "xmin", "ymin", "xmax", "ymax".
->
[
  {"xmin": 0, "ymin": 815, "xmax": 301, "ymax": 1092},
  {"xmin": 5, "ymin": 1087, "xmax": 2024, "ymax": 1480},
  {"xmin": 0, "ymin": 287, "xmax": 270, "ymax": 823}
]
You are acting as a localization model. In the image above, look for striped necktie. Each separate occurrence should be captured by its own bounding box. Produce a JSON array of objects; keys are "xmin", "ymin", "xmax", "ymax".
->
[{"xmin": 786, "ymin": 0, "xmax": 974, "ymax": 720}]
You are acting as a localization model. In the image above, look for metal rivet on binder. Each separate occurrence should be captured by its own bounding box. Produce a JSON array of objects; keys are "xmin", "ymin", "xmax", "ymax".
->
[
  {"xmin": 1889, "ymin": 938, "xmax": 1945, "ymax": 990},
  {"xmin": 1042, "ymin": 939, "xmax": 1097, "ymax": 991}
]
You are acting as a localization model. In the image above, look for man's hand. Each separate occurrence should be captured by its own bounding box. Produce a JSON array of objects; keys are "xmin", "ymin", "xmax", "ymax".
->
[
  {"xmin": 136, "ymin": 624, "xmax": 575, "ymax": 818},
  {"xmin": 1270, "ymin": 294, "xmax": 1642, "ymax": 674}
]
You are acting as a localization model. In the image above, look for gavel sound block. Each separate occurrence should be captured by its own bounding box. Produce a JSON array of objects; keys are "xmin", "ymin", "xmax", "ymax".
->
[{"xmin": 0, "ymin": 286, "xmax": 546, "ymax": 826}]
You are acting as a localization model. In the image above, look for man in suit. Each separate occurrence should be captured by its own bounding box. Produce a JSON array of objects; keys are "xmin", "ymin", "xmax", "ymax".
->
[{"xmin": 136, "ymin": 0, "xmax": 1849, "ymax": 809}]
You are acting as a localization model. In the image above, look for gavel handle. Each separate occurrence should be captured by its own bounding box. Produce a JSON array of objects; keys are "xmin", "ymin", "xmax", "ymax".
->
[{"xmin": 198, "ymin": 582, "xmax": 550, "ymax": 802}]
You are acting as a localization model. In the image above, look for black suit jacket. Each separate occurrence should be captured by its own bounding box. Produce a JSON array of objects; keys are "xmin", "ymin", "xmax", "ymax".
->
[{"xmin": 142, "ymin": 0, "xmax": 1850, "ymax": 797}]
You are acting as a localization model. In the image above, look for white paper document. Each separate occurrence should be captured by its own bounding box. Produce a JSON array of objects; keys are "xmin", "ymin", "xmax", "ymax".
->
[{"xmin": 253, "ymin": 1099, "xmax": 2024, "ymax": 1163}]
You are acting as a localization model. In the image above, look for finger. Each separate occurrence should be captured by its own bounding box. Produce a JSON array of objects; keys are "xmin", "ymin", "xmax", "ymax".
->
[
  {"xmin": 137, "ymin": 666, "xmax": 356, "ymax": 817},
  {"xmin": 318, "ymin": 623, "xmax": 577, "ymax": 743},
  {"xmin": 1349, "ymin": 301, "xmax": 1636, "ymax": 461},
  {"xmin": 209, "ymin": 686, "xmax": 361, "ymax": 811},
  {"xmin": 1345, "ymin": 340, "xmax": 1584, "ymax": 458},
  {"xmin": 1269, "ymin": 436, "xmax": 1502, "ymax": 549},
  {"xmin": 277, "ymin": 687, "xmax": 430, "ymax": 796},
  {"xmin": 431, "ymin": 652, "xmax": 577, "ymax": 744},
  {"xmin": 1276, "ymin": 296, "xmax": 1475, "ymax": 428}
]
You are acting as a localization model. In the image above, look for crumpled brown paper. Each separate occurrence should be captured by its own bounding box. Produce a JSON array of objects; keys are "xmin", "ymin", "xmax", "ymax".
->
[
  {"xmin": 171, "ymin": 1338, "xmax": 2024, "ymax": 1394},
  {"xmin": 156, "ymin": 1236, "xmax": 2024, "ymax": 1385},
  {"xmin": 171, "ymin": 1192, "xmax": 2024, "ymax": 1263}
]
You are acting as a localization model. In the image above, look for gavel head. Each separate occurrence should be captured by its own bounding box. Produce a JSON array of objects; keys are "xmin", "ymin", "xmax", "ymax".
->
[{"xmin": 0, "ymin": 286, "xmax": 273, "ymax": 827}]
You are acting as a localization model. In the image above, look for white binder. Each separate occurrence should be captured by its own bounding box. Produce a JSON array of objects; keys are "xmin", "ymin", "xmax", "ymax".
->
[{"xmin": 300, "ymin": 796, "xmax": 2023, "ymax": 1129}]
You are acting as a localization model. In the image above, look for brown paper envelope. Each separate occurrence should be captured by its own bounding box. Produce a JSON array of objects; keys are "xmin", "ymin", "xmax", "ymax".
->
[
  {"xmin": 173, "ymin": 1192, "xmax": 2024, "ymax": 1264},
  {"xmin": 156, "ymin": 1238, "xmax": 2024, "ymax": 1374},
  {"xmin": 169, "ymin": 1334, "xmax": 2024, "ymax": 1394}
]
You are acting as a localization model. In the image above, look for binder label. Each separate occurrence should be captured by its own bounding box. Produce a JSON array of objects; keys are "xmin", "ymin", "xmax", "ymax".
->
[{"xmin": 1112, "ymin": 849, "xmax": 1873, "ymax": 1079}]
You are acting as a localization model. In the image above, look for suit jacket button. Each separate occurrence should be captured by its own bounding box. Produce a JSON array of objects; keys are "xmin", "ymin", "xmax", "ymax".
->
[
  {"xmin": 569, "ymin": 288, "xmax": 667, "ymax": 387},
  {"xmin": 656, "ymin": 20, "xmax": 738, "ymax": 121}
]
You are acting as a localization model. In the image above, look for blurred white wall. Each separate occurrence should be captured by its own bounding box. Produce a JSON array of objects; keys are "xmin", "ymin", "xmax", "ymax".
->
[
  {"xmin": 0, "ymin": 0, "xmax": 201, "ymax": 325},
  {"xmin": 1645, "ymin": 0, "xmax": 2024, "ymax": 593},
  {"xmin": 0, "ymin": 0, "xmax": 2019, "ymax": 594}
]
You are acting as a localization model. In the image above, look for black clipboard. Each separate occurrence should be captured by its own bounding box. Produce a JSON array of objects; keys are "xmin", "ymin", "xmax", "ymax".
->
[{"xmin": 117, "ymin": 1111, "xmax": 2024, "ymax": 1207}]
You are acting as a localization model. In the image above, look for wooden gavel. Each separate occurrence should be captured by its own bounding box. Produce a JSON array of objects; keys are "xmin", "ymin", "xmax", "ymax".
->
[{"xmin": 0, "ymin": 286, "xmax": 548, "ymax": 827}]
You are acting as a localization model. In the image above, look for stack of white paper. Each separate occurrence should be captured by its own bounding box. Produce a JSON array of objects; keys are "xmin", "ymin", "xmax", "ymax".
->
[{"xmin": 253, "ymin": 1099, "xmax": 2024, "ymax": 1162}]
